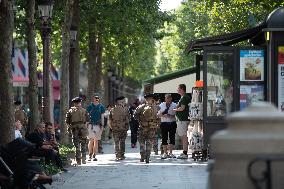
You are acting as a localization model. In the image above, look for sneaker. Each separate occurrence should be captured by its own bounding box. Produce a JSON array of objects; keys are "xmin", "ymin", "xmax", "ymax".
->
[
  {"xmin": 61, "ymin": 168, "xmax": 69, "ymax": 172},
  {"xmin": 93, "ymin": 157, "xmax": 98, "ymax": 161},
  {"xmin": 161, "ymin": 153, "xmax": 168, "ymax": 159},
  {"xmin": 167, "ymin": 153, "xmax": 176, "ymax": 158},
  {"xmin": 88, "ymin": 154, "xmax": 92, "ymax": 161},
  {"xmin": 177, "ymin": 153, "xmax": 188, "ymax": 159}
]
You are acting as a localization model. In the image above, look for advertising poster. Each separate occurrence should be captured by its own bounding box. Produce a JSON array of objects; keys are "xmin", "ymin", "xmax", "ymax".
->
[
  {"xmin": 278, "ymin": 46, "xmax": 284, "ymax": 111},
  {"xmin": 279, "ymin": 46, "xmax": 284, "ymax": 64},
  {"xmin": 240, "ymin": 50, "xmax": 264, "ymax": 81},
  {"xmin": 240, "ymin": 85, "xmax": 264, "ymax": 110}
]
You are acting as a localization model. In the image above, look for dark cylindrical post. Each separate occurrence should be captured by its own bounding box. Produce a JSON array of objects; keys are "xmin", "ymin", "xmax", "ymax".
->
[
  {"xmin": 41, "ymin": 23, "xmax": 51, "ymax": 122},
  {"xmin": 196, "ymin": 54, "xmax": 202, "ymax": 81}
]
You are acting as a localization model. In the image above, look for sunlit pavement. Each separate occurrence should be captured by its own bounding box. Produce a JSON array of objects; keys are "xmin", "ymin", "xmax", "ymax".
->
[{"xmin": 47, "ymin": 136, "xmax": 208, "ymax": 189}]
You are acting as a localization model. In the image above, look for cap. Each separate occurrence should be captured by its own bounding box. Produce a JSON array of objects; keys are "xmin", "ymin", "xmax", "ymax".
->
[
  {"xmin": 115, "ymin": 96, "xmax": 125, "ymax": 102},
  {"xmin": 144, "ymin": 94, "xmax": 155, "ymax": 99},
  {"xmin": 71, "ymin": 97, "xmax": 82, "ymax": 103},
  {"xmin": 93, "ymin": 94, "xmax": 101, "ymax": 99},
  {"xmin": 14, "ymin": 100, "xmax": 22, "ymax": 105}
]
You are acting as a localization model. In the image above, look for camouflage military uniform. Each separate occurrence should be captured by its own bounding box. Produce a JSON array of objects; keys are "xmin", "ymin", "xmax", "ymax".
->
[
  {"xmin": 134, "ymin": 102, "xmax": 160, "ymax": 163},
  {"xmin": 109, "ymin": 104, "xmax": 130, "ymax": 160},
  {"xmin": 66, "ymin": 105, "xmax": 89, "ymax": 164}
]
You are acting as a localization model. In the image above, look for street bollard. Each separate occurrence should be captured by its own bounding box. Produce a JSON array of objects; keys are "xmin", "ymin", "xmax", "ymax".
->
[{"xmin": 209, "ymin": 102, "xmax": 284, "ymax": 189}]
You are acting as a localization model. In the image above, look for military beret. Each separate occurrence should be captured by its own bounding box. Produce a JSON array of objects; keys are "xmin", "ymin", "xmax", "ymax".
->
[
  {"xmin": 115, "ymin": 96, "xmax": 125, "ymax": 102},
  {"xmin": 14, "ymin": 100, "xmax": 22, "ymax": 105},
  {"xmin": 144, "ymin": 93, "xmax": 155, "ymax": 98},
  {"xmin": 72, "ymin": 97, "xmax": 82, "ymax": 103}
]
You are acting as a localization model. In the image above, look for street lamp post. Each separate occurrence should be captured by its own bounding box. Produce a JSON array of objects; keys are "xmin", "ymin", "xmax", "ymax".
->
[
  {"xmin": 69, "ymin": 26, "xmax": 77, "ymax": 107},
  {"xmin": 38, "ymin": 0, "xmax": 53, "ymax": 122}
]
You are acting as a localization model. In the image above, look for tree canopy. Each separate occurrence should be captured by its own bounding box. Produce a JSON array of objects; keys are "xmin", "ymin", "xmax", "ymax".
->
[{"xmin": 156, "ymin": 0, "xmax": 284, "ymax": 75}]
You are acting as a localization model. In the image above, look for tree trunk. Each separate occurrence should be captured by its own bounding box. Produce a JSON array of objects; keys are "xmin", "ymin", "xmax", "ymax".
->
[
  {"xmin": 69, "ymin": 0, "xmax": 80, "ymax": 106},
  {"xmin": 26, "ymin": 0, "xmax": 39, "ymax": 133},
  {"xmin": 86, "ymin": 24, "xmax": 97, "ymax": 104},
  {"xmin": 0, "ymin": 1, "xmax": 15, "ymax": 144},
  {"xmin": 60, "ymin": 0, "xmax": 74, "ymax": 144},
  {"xmin": 95, "ymin": 33, "xmax": 103, "ymax": 93}
]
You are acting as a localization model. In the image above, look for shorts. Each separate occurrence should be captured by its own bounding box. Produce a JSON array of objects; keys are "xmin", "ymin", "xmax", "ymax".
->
[
  {"xmin": 88, "ymin": 124, "xmax": 103, "ymax": 140},
  {"xmin": 176, "ymin": 121, "xmax": 189, "ymax": 137}
]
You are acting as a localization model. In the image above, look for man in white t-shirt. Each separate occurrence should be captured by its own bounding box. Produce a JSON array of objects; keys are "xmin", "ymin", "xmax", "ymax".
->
[
  {"xmin": 157, "ymin": 94, "xmax": 177, "ymax": 159},
  {"xmin": 15, "ymin": 120, "xmax": 23, "ymax": 139}
]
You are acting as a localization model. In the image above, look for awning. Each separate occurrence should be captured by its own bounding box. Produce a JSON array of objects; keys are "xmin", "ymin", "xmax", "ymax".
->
[{"xmin": 187, "ymin": 22, "xmax": 267, "ymax": 52}]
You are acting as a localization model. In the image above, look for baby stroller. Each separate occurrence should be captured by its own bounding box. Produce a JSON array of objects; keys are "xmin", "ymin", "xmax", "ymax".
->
[{"xmin": 0, "ymin": 138, "xmax": 52, "ymax": 189}]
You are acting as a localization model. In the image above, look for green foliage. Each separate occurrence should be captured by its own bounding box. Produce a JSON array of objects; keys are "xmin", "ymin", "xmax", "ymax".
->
[
  {"xmin": 156, "ymin": 0, "xmax": 284, "ymax": 76},
  {"xmin": 40, "ymin": 161, "xmax": 61, "ymax": 175},
  {"xmin": 39, "ymin": 144, "xmax": 75, "ymax": 175},
  {"xmin": 14, "ymin": 0, "xmax": 283, "ymax": 84},
  {"xmin": 59, "ymin": 143, "xmax": 75, "ymax": 165}
]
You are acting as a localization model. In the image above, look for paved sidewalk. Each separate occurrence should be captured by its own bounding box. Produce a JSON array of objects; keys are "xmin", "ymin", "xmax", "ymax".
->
[{"xmin": 47, "ymin": 137, "xmax": 208, "ymax": 189}]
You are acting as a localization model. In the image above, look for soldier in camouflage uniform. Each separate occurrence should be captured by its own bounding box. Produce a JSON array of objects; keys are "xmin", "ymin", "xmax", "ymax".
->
[
  {"xmin": 14, "ymin": 100, "xmax": 28, "ymax": 138},
  {"xmin": 65, "ymin": 97, "xmax": 90, "ymax": 165},
  {"xmin": 134, "ymin": 94, "xmax": 160, "ymax": 163},
  {"xmin": 109, "ymin": 96, "xmax": 130, "ymax": 161}
]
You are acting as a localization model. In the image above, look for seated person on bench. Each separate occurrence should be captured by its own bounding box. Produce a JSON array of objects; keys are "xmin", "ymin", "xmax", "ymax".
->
[
  {"xmin": 0, "ymin": 138, "xmax": 60, "ymax": 188},
  {"xmin": 44, "ymin": 122, "xmax": 59, "ymax": 150},
  {"xmin": 26, "ymin": 123, "xmax": 67, "ymax": 172}
]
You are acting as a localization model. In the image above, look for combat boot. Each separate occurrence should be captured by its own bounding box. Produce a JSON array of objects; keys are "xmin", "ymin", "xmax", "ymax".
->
[
  {"xmin": 120, "ymin": 153, "xmax": 126, "ymax": 160},
  {"xmin": 140, "ymin": 152, "xmax": 145, "ymax": 162},
  {"xmin": 76, "ymin": 158, "xmax": 81, "ymax": 165},
  {"xmin": 145, "ymin": 156, "xmax": 150, "ymax": 164},
  {"xmin": 82, "ymin": 158, "xmax": 86, "ymax": 164},
  {"xmin": 145, "ymin": 151, "xmax": 151, "ymax": 163},
  {"xmin": 115, "ymin": 154, "xmax": 120, "ymax": 161}
]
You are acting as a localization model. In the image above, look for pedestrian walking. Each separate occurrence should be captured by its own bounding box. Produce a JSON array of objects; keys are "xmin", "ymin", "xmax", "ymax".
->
[
  {"xmin": 173, "ymin": 84, "xmax": 191, "ymax": 159},
  {"xmin": 157, "ymin": 94, "xmax": 177, "ymax": 159},
  {"xmin": 109, "ymin": 96, "xmax": 130, "ymax": 161},
  {"xmin": 134, "ymin": 94, "xmax": 160, "ymax": 163},
  {"xmin": 86, "ymin": 95, "xmax": 105, "ymax": 161},
  {"xmin": 65, "ymin": 97, "xmax": 90, "ymax": 165},
  {"xmin": 103, "ymin": 105, "xmax": 112, "ymax": 144},
  {"xmin": 129, "ymin": 99, "xmax": 140, "ymax": 148}
]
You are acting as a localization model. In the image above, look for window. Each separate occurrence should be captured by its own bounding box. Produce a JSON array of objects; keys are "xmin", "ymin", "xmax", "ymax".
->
[{"xmin": 207, "ymin": 52, "xmax": 234, "ymax": 117}]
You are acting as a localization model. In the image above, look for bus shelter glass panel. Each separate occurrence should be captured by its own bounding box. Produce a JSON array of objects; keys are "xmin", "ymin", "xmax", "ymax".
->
[{"xmin": 207, "ymin": 52, "xmax": 234, "ymax": 117}]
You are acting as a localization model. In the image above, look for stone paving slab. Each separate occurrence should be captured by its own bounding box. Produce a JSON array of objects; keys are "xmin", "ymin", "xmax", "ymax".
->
[{"xmin": 47, "ymin": 138, "xmax": 208, "ymax": 189}]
